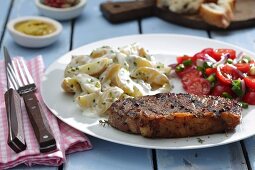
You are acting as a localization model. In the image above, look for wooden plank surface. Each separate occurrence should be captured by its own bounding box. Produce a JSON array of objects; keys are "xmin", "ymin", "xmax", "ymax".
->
[
  {"xmin": 0, "ymin": 0, "xmax": 12, "ymax": 44},
  {"xmin": 64, "ymin": 0, "xmax": 153, "ymax": 170},
  {"xmin": 141, "ymin": 17, "xmax": 207, "ymax": 36},
  {"xmin": 11, "ymin": 164, "xmax": 57, "ymax": 170},
  {"xmin": 72, "ymin": 0, "xmax": 139, "ymax": 47},
  {"xmin": 141, "ymin": 17, "xmax": 248, "ymax": 170},
  {"xmin": 64, "ymin": 136, "xmax": 153, "ymax": 170},
  {"xmin": 0, "ymin": 0, "xmax": 71, "ymax": 67},
  {"xmin": 211, "ymin": 28, "xmax": 255, "ymax": 170},
  {"xmin": 156, "ymin": 143, "xmax": 246, "ymax": 170}
]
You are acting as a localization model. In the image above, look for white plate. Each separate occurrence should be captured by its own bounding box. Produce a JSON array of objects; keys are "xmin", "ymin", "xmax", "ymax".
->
[{"xmin": 41, "ymin": 34, "xmax": 255, "ymax": 149}]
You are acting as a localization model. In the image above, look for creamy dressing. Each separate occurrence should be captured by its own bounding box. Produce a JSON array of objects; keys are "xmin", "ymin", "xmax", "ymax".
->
[{"xmin": 63, "ymin": 43, "xmax": 172, "ymax": 116}]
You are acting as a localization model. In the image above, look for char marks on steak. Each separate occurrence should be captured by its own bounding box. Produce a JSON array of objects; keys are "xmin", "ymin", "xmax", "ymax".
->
[{"xmin": 107, "ymin": 93, "xmax": 242, "ymax": 138}]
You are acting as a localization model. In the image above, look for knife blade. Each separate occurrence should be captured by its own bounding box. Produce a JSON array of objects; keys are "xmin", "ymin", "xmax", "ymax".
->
[{"xmin": 4, "ymin": 47, "xmax": 26, "ymax": 153}]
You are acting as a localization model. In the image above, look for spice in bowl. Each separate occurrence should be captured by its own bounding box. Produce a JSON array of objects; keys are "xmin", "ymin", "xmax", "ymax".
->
[
  {"xmin": 42, "ymin": 0, "xmax": 80, "ymax": 8},
  {"xmin": 14, "ymin": 20, "xmax": 56, "ymax": 36}
]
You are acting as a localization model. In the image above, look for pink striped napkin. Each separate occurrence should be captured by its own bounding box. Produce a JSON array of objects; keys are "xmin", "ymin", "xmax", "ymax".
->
[{"xmin": 0, "ymin": 56, "xmax": 92, "ymax": 169}]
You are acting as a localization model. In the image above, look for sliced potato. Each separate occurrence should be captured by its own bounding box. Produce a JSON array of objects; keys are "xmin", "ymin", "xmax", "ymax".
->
[
  {"xmin": 131, "ymin": 67, "xmax": 169, "ymax": 86},
  {"xmin": 96, "ymin": 87, "xmax": 123, "ymax": 115},
  {"xmin": 75, "ymin": 74, "xmax": 101, "ymax": 93},
  {"xmin": 135, "ymin": 57, "xmax": 152, "ymax": 68},
  {"xmin": 154, "ymin": 62, "xmax": 171, "ymax": 76},
  {"xmin": 99, "ymin": 63, "xmax": 121, "ymax": 83},
  {"xmin": 138, "ymin": 47, "xmax": 148, "ymax": 57},
  {"xmin": 76, "ymin": 93, "xmax": 98, "ymax": 108},
  {"xmin": 131, "ymin": 86, "xmax": 144, "ymax": 97},
  {"xmin": 150, "ymin": 83, "xmax": 172, "ymax": 95},
  {"xmin": 78, "ymin": 58, "xmax": 112, "ymax": 77},
  {"xmin": 131, "ymin": 79, "xmax": 151, "ymax": 97},
  {"xmin": 112, "ymin": 68, "xmax": 134, "ymax": 94},
  {"xmin": 118, "ymin": 43, "xmax": 140, "ymax": 56},
  {"xmin": 90, "ymin": 46, "xmax": 112, "ymax": 58},
  {"xmin": 61, "ymin": 77, "xmax": 81, "ymax": 93},
  {"xmin": 64, "ymin": 55, "xmax": 90, "ymax": 77},
  {"xmin": 116, "ymin": 53, "xmax": 129, "ymax": 69}
]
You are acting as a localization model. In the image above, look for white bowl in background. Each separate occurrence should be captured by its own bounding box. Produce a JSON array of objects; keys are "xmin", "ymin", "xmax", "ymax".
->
[
  {"xmin": 35, "ymin": 0, "xmax": 87, "ymax": 20},
  {"xmin": 7, "ymin": 16, "xmax": 62, "ymax": 48}
]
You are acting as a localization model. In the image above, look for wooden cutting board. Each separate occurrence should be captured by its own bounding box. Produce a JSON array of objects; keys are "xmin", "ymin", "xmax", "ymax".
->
[{"xmin": 100, "ymin": 0, "xmax": 255, "ymax": 30}]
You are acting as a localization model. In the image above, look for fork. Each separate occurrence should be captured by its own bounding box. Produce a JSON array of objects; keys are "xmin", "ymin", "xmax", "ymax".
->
[{"xmin": 5, "ymin": 52, "xmax": 56, "ymax": 153}]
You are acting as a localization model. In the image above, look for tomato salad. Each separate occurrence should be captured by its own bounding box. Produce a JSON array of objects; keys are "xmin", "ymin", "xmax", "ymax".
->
[{"xmin": 174, "ymin": 48, "xmax": 255, "ymax": 107}]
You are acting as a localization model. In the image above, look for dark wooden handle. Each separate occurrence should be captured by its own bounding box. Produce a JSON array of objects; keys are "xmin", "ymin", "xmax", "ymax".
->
[
  {"xmin": 100, "ymin": 0, "xmax": 154, "ymax": 23},
  {"xmin": 5, "ymin": 89, "xmax": 26, "ymax": 153},
  {"xmin": 23, "ymin": 92, "xmax": 56, "ymax": 153}
]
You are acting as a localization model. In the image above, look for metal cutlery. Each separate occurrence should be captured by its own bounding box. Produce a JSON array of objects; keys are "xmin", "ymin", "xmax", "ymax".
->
[
  {"xmin": 4, "ymin": 47, "xmax": 56, "ymax": 153},
  {"xmin": 4, "ymin": 48, "xmax": 26, "ymax": 153}
]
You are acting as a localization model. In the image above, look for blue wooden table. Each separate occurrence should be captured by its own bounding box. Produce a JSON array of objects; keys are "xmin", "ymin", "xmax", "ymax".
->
[{"xmin": 1, "ymin": 0, "xmax": 255, "ymax": 169}]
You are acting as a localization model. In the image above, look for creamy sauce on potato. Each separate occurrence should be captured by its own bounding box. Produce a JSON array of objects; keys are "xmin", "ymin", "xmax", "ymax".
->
[{"xmin": 62, "ymin": 43, "xmax": 173, "ymax": 115}]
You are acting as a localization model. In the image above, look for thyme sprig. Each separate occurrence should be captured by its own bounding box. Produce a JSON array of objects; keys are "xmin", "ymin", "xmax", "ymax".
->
[{"xmin": 99, "ymin": 119, "xmax": 110, "ymax": 127}]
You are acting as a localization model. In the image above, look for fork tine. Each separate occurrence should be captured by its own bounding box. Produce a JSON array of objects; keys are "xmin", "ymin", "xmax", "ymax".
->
[
  {"xmin": 20, "ymin": 59, "xmax": 34, "ymax": 84},
  {"xmin": 16, "ymin": 60, "xmax": 29, "ymax": 85},
  {"xmin": 8, "ymin": 63, "xmax": 23, "ymax": 87},
  {"xmin": 7, "ymin": 67, "xmax": 19, "ymax": 90}
]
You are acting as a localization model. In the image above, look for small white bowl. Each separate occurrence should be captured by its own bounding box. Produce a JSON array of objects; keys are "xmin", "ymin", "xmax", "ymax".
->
[
  {"xmin": 35, "ymin": 0, "xmax": 87, "ymax": 20},
  {"xmin": 7, "ymin": 16, "xmax": 62, "ymax": 48}
]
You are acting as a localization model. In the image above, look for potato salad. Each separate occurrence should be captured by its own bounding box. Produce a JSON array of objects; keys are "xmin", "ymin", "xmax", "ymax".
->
[{"xmin": 62, "ymin": 43, "xmax": 172, "ymax": 115}]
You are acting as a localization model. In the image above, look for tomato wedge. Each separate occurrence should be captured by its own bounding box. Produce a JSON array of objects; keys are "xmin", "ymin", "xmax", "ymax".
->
[
  {"xmin": 211, "ymin": 84, "xmax": 234, "ymax": 97},
  {"xmin": 243, "ymin": 91, "xmax": 255, "ymax": 105},
  {"xmin": 181, "ymin": 69, "xmax": 202, "ymax": 87},
  {"xmin": 235, "ymin": 63, "xmax": 250, "ymax": 73},
  {"xmin": 176, "ymin": 66, "xmax": 197, "ymax": 78},
  {"xmin": 216, "ymin": 64, "xmax": 243, "ymax": 85},
  {"xmin": 214, "ymin": 49, "xmax": 236, "ymax": 60},
  {"xmin": 176, "ymin": 55, "xmax": 192, "ymax": 64},
  {"xmin": 184, "ymin": 78, "xmax": 211, "ymax": 95},
  {"xmin": 205, "ymin": 68, "xmax": 216, "ymax": 76},
  {"xmin": 244, "ymin": 76, "xmax": 255, "ymax": 90}
]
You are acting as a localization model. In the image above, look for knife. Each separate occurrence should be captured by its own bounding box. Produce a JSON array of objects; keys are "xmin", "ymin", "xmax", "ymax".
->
[{"xmin": 4, "ymin": 48, "xmax": 26, "ymax": 153}]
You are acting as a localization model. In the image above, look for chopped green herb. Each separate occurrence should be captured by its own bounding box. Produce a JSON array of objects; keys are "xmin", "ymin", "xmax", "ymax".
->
[
  {"xmin": 227, "ymin": 59, "xmax": 233, "ymax": 64},
  {"xmin": 93, "ymin": 99, "xmax": 96, "ymax": 103},
  {"xmin": 239, "ymin": 102, "xmax": 249, "ymax": 109},
  {"xmin": 203, "ymin": 62, "xmax": 211, "ymax": 68},
  {"xmin": 197, "ymin": 66, "xmax": 206, "ymax": 77},
  {"xmin": 206, "ymin": 74, "xmax": 216, "ymax": 83},
  {"xmin": 182, "ymin": 60, "xmax": 192, "ymax": 67},
  {"xmin": 197, "ymin": 138, "xmax": 205, "ymax": 144},
  {"xmin": 232, "ymin": 80, "xmax": 243, "ymax": 97},
  {"xmin": 156, "ymin": 66, "xmax": 161, "ymax": 69},
  {"xmin": 87, "ymin": 67, "xmax": 90, "ymax": 70},
  {"xmin": 196, "ymin": 66, "xmax": 204, "ymax": 72},
  {"xmin": 222, "ymin": 92, "xmax": 233, "ymax": 99},
  {"xmin": 95, "ymin": 82, "xmax": 100, "ymax": 88},
  {"xmin": 241, "ymin": 56, "xmax": 251, "ymax": 63},
  {"xmin": 175, "ymin": 64, "xmax": 185, "ymax": 72},
  {"xmin": 133, "ymin": 62, "xmax": 137, "ymax": 66},
  {"xmin": 97, "ymin": 61, "xmax": 100, "ymax": 64}
]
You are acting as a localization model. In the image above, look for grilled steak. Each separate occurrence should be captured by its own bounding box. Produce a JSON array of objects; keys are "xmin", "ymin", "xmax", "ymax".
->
[{"xmin": 107, "ymin": 93, "xmax": 242, "ymax": 138}]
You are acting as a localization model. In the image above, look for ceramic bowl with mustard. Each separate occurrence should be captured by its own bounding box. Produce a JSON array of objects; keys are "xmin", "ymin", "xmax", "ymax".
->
[
  {"xmin": 35, "ymin": 0, "xmax": 87, "ymax": 20},
  {"xmin": 7, "ymin": 16, "xmax": 62, "ymax": 48}
]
